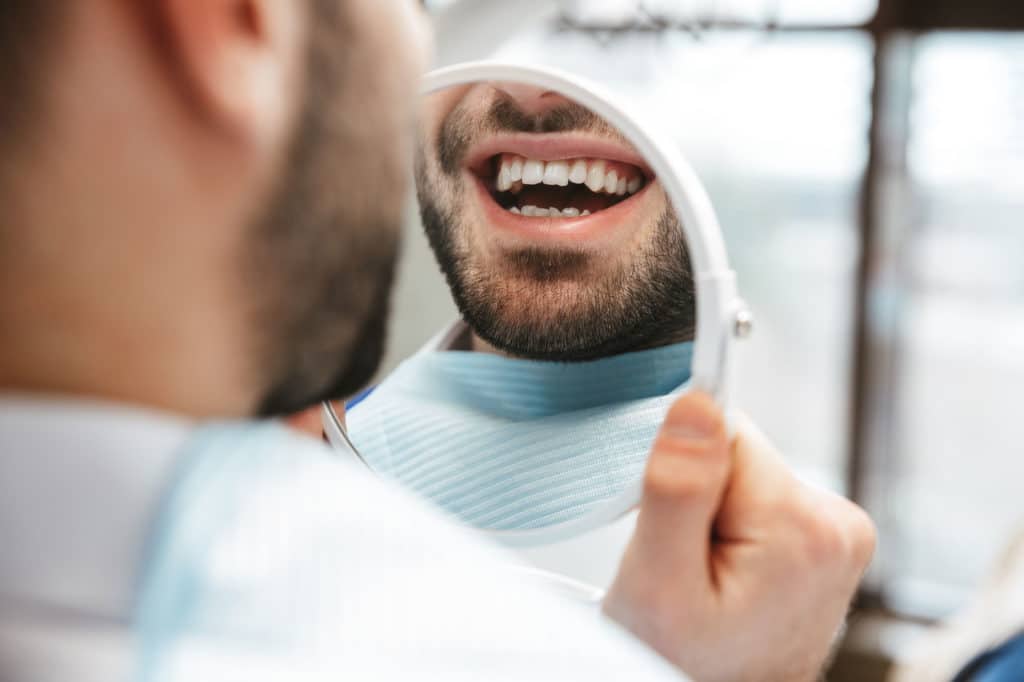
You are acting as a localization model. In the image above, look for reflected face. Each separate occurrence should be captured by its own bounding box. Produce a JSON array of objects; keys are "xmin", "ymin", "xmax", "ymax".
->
[{"xmin": 416, "ymin": 83, "xmax": 695, "ymax": 361}]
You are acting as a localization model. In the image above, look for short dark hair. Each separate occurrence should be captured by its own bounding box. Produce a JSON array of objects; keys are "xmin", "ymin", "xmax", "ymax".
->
[{"xmin": 0, "ymin": 3, "xmax": 67, "ymax": 154}]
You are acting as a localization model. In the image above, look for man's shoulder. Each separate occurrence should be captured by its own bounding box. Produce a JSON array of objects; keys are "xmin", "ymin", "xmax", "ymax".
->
[{"xmin": 138, "ymin": 421, "xmax": 687, "ymax": 682}]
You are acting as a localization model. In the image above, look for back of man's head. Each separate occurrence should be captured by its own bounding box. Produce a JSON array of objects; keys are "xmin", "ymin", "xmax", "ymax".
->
[
  {"xmin": 0, "ymin": 4, "xmax": 66, "ymax": 150},
  {"xmin": 0, "ymin": 0, "xmax": 428, "ymax": 419}
]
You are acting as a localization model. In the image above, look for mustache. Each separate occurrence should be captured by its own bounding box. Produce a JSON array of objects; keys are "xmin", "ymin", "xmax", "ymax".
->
[{"xmin": 436, "ymin": 91, "xmax": 624, "ymax": 177}]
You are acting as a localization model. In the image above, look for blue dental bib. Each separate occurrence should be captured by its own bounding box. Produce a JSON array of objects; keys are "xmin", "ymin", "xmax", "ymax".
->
[{"xmin": 347, "ymin": 337, "xmax": 692, "ymax": 531}]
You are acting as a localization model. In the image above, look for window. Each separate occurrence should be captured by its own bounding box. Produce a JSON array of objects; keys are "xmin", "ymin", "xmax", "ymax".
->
[{"xmin": 862, "ymin": 32, "xmax": 1024, "ymax": 617}]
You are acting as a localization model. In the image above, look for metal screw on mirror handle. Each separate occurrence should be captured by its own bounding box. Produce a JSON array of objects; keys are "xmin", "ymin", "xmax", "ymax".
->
[
  {"xmin": 717, "ymin": 298, "xmax": 751, "ymax": 439},
  {"xmin": 734, "ymin": 306, "xmax": 754, "ymax": 339}
]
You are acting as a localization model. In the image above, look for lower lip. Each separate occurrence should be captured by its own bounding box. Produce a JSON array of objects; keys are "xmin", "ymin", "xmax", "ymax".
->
[{"xmin": 471, "ymin": 174, "xmax": 654, "ymax": 247}]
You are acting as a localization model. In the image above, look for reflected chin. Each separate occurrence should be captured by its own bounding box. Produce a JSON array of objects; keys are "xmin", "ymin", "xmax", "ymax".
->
[{"xmin": 420, "ymin": 185, "xmax": 697, "ymax": 361}]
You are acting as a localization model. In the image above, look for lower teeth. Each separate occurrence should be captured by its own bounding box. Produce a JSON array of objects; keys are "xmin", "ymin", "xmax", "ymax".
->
[{"xmin": 512, "ymin": 205, "xmax": 591, "ymax": 218}]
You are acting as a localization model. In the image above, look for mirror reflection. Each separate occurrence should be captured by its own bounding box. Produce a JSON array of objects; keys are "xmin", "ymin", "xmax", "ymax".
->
[{"xmin": 344, "ymin": 81, "xmax": 697, "ymax": 532}]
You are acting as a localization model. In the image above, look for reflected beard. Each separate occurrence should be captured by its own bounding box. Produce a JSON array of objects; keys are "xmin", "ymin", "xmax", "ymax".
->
[{"xmin": 418, "ymin": 182, "xmax": 697, "ymax": 362}]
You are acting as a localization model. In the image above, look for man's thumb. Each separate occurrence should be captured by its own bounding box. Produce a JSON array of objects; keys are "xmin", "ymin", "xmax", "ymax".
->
[{"xmin": 632, "ymin": 391, "xmax": 732, "ymax": 579}]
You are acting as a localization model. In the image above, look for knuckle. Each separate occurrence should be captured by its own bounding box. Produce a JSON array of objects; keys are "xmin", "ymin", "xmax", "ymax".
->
[
  {"xmin": 798, "ymin": 509, "xmax": 846, "ymax": 564},
  {"xmin": 785, "ymin": 489, "xmax": 845, "ymax": 561},
  {"xmin": 840, "ymin": 502, "xmax": 878, "ymax": 565},
  {"xmin": 791, "ymin": 493, "xmax": 877, "ymax": 569}
]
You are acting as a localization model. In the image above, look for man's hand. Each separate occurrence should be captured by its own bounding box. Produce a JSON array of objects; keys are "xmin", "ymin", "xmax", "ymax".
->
[{"xmin": 603, "ymin": 393, "xmax": 876, "ymax": 682}]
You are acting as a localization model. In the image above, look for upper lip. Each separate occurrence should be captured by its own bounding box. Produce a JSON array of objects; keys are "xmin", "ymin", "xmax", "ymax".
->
[{"xmin": 465, "ymin": 132, "xmax": 654, "ymax": 179}]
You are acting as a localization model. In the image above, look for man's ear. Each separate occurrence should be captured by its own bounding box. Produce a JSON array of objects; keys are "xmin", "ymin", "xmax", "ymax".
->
[{"xmin": 155, "ymin": 0, "xmax": 304, "ymax": 142}]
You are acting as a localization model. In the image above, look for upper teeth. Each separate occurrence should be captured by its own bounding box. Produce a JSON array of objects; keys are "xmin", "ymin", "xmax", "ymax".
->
[{"xmin": 496, "ymin": 154, "xmax": 645, "ymax": 195}]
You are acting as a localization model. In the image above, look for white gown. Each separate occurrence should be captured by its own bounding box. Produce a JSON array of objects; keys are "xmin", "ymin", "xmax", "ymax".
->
[{"xmin": 0, "ymin": 397, "xmax": 688, "ymax": 682}]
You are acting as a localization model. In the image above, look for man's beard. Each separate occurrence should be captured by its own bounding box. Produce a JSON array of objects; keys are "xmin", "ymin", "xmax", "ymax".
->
[
  {"xmin": 248, "ymin": 0, "xmax": 402, "ymax": 417},
  {"xmin": 416, "ymin": 94, "xmax": 696, "ymax": 362}
]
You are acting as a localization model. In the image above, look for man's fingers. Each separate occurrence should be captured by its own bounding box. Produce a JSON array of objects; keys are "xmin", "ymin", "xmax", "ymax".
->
[
  {"xmin": 719, "ymin": 414, "xmax": 877, "ymax": 580},
  {"xmin": 633, "ymin": 391, "xmax": 731, "ymax": 578},
  {"xmin": 609, "ymin": 402, "xmax": 878, "ymax": 680},
  {"xmin": 801, "ymin": 486, "xmax": 878, "ymax": 577},
  {"xmin": 712, "ymin": 413, "xmax": 795, "ymax": 540}
]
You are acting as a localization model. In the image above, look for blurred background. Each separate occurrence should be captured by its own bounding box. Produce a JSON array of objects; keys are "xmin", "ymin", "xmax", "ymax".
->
[{"xmin": 388, "ymin": 1, "xmax": 1023, "ymax": 677}]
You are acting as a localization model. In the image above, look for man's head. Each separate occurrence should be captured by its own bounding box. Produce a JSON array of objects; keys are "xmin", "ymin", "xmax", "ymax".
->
[
  {"xmin": 0, "ymin": 1, "xmax": 428, "ymax": 417},
  {"xmin": 415, "ymin": 83, "xmax": 695, "ymax": 362}
]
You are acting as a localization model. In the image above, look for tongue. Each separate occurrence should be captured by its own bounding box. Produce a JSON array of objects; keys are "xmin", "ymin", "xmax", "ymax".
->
[{"xmin": 515, "ymin": 185, "xmax": 619, "ymax": 213}]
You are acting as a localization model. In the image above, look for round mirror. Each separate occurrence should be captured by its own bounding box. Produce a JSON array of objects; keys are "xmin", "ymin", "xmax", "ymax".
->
[{"xmin": 325, "ymin": 62, "xmax": 741, "ymax": 551}]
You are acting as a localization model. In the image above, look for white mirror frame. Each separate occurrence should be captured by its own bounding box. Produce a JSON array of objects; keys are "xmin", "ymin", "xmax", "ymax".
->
[{"xmin": 324, "ymin": 61, "xmax": 745, "ymax": 548}]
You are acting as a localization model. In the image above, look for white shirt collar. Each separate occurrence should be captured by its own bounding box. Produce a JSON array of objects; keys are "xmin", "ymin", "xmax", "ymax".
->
[{"xmin": 0, "ymin": 395, "xmax": 193, "ymax": 621}]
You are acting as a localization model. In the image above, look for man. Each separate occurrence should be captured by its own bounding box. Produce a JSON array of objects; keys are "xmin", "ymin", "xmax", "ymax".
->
[
  {"xmin": 347, "ymin": 83, "xmax": 699, "ymax": 529},
  {"xmin": 0, "ymin": 2, "xmax": 874, "ymax": 682}
]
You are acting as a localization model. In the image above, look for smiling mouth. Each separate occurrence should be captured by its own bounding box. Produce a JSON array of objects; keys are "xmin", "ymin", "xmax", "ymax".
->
[{"xmin": 473, "ymin": 154, "xmax": 649, "ymax": 219}]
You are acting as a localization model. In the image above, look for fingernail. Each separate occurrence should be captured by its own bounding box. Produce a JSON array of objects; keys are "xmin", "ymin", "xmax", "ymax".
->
[{"xmin": 666, "ymin": 402, "xmax": 718, "ymax": 441}]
